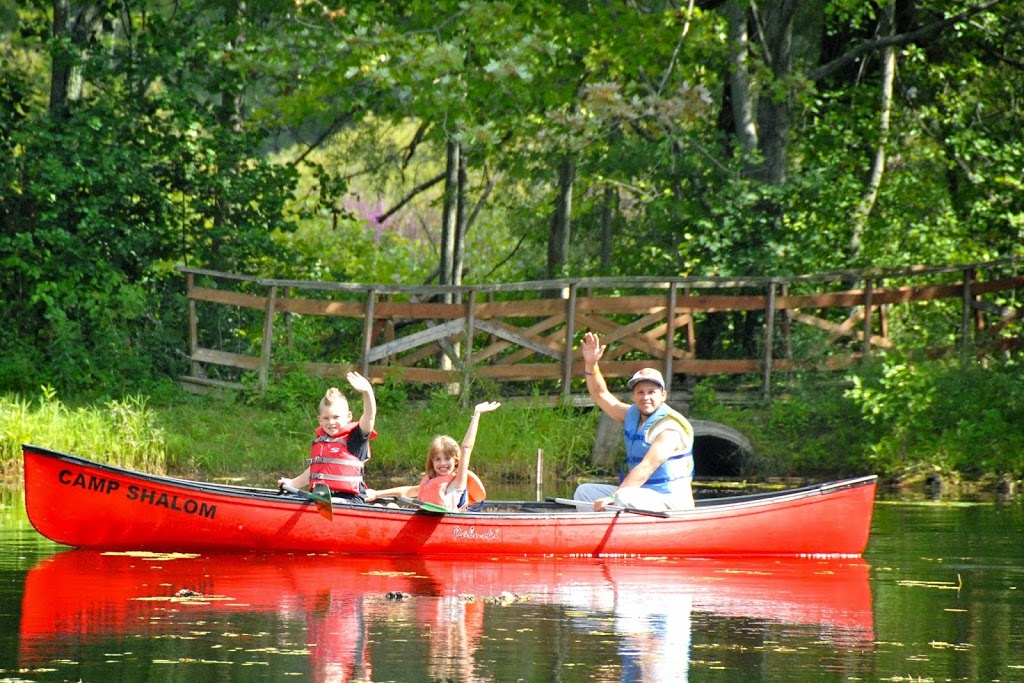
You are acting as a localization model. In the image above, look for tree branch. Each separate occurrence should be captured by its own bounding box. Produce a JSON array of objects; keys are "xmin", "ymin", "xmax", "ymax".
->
[
  {"xmin": 808, "ymin": 0, "xmax": 1003, "ymax": 83},
  {"xmin": 374, "ymin": 171, "xmax": 446, "ymax": 224}
]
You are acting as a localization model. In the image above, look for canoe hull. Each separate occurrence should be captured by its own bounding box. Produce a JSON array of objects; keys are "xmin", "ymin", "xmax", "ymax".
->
[{"xmin": 23, "ymin": 444, "xmax": 876, "ymax": 557}]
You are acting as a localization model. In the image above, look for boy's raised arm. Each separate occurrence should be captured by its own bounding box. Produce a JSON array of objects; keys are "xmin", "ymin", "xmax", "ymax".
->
[{"xmin": 346, "ymin": 371, "xmax": 377, "ymax": 435}]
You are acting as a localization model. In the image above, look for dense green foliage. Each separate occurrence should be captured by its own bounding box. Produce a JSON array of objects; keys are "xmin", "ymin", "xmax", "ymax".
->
[{"xmin": 1, "ymin": 1, "xmax": 1022, "ymax": 479}]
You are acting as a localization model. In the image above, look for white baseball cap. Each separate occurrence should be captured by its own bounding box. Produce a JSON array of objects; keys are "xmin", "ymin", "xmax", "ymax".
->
[{"xmin": 627, "ymin": 368, "xmax": 666, "ymax": 390}]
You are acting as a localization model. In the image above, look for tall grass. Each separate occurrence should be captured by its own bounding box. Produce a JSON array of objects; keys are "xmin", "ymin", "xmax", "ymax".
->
[
  {"xmin": 157, "ymin": 390, "xmax": 600, "ymax": 489},
  {"xmin": 1, "ymin": 386, "xmax": 167, "ymax": 481}
]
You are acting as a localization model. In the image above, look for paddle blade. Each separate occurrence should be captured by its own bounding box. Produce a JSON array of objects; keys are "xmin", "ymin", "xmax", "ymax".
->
[{"xmin": 311, "ymin": 483, "xmax": 334, "ymax": 520}]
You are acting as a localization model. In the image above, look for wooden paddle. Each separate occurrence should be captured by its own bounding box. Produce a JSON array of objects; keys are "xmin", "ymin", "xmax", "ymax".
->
[
  {"xmin": 549, "ymin": 497, "xmax": 671, "ymax": 518},
  {"xmin": 280, "ymin": 484, "xmax": 334, "ymax": 520}
]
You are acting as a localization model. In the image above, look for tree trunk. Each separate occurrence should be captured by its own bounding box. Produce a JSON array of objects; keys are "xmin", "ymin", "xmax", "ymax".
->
[
  {"xmin": 49, "ymin": 0, "xmax": 100, "ymax": 116},
  {"xmin": 217, "ymin": 0, "xmax": 247, "ymax": 131},
  {"xmin": 849, "ymin": 3, "xmax": 896, "ymax": 259},
  {"xmin": 453, "ymin": 145, "xmax": 468, "ymax": 293},
  {"xmin": 752, "ymin": 0, "xmax": 797, "ymax": 185},
  {"xmin": 722, "ymin": 0, "xmax": 758, "ymax": 160},
  {"xmin": 547, "ymin": 154, "xmax": 575, "ymax": 280},
  {"xmin": 439, "ymin": 139, "xmax": 460, "ymax": 300}
]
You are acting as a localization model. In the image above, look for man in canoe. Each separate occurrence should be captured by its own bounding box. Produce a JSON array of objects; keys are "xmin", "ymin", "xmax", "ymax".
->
[
  {"xmin": 279, "ymin": 371, "xmax": 378, "ymax": 502},
  {"xmin": 574, "ymin": 331, "xmax": 696, "ymax": 511}
]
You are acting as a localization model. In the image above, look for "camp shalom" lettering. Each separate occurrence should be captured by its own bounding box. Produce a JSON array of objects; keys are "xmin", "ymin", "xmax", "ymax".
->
[{"xmin": 58, "ymin": 469, "xmax": 217, "ymax": 519}]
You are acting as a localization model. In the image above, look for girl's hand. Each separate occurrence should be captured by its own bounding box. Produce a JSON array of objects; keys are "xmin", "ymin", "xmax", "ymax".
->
[
  {"xmin": 364, "ymin": 488, "xmax": 378, "ymax": 502},
  {"xmin": 581, "ymin": 331, "xmax": 605, "ymax": 364},
  {"xmin": 346, "ymin": 371, "xmax": 373, "ymax": 394},
  {"xmin": 474, "ymin": 401, "xmax": 501, "ymax": 415}
]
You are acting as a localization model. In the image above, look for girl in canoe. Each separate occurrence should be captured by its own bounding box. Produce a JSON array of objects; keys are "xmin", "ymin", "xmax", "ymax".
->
[
  {"xmin": 278, "ymin": 372, "xmax": 378, "ymax": 502},
  {"xmin": 366, "ymin": 401, "xmax": 500, "ymax": 511}
]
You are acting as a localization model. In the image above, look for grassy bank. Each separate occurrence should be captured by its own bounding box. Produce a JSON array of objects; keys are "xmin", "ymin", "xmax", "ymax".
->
[
  {"xmin": 2, "ymin": 384, "xmax": 600, "ymax": 490},
  {"xmin": 4, "ymin": 356, "xmax": 1023, "ymax": 493}
]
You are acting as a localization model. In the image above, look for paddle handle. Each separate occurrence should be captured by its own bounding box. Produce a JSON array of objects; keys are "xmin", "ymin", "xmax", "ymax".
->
[{"xmin": 549, "ymin": 496, "xmax": 671, "ymax": 518}]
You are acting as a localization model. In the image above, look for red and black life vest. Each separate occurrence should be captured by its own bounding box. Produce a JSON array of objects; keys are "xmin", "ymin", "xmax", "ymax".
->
[{"xmin": 308, "ymin": 423, "xmax": 370, "ymax": 495}]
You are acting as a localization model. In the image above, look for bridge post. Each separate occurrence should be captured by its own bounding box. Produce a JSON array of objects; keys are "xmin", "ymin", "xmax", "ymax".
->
[
  {"xmin": 762, "ymin": 282, "xmax": 776, "ymax": 400},
  {"xmin": 562, "ymin": 284, "xmax": 578, "ymax": 399},
  {"xmin": 863, "ymin": 278, "xmax": 874, "ymax": 359},
  {"xmin": 258, "ymin": 285, "xmax": 277, "ymax": 395},
  {"xmin": 664, "ymin": 282, "xmax": 678, "ymax": 395},
  {"xmin": 360, "ymin": 287, "xmax": 376, "ymax": 378}
]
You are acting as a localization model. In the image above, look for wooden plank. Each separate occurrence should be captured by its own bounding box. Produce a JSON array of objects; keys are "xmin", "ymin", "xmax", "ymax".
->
[
  {"xmin": 365, "ymin": 318, "xmax": 464, "ymax": 362},
  {"xmin": 675, "ymin": 294, "xmax": 767, "ymax": 312},
  {"xmin": 373, "ymin": 300, "xmax": 464, "ymax": 320},
  {"xmin": 971, "ymin": 299, "xmax": 1022, "ymax": 319},
  {"xmin": 276, "ymin": 297, "xmax": 364, "ymax": 317},
  {"xmin": 190, "ymin": 285, "xmax": 267, "ymax": 310},
  {"xmin": 473, "ymin": 315, "xmax": 565, "ymax": 363},
  {"xmin": 180, "ymin": 376, "xmax": 245, "ymax": 392},
  {"xmin": 772, "ymin": 278, "xmax": 1024, "ymax": 310},
  {"xmin": 474, "ymin": 319, "xmax": 564, "ymax": 360},
  {"xmin": 826, "ymin": 308, "xmax": 865, "ymax": 344},
  {"xmin": 576, "ymin": 311, "xmax": 673, "ymax": 359},
  {"xmin": 475, "ymin": 298, "xmax": 567, "ymax": 318},
  {"xmin": 490, "ymin": 325, "xmax": 568, "ymax": 366},
  {"xmin": 576, "ymin": 295, "xmax": 678, "ymax": 314},
  {"xmin": 191, "ymin": 347, "xmax": 262, "ymax": 371},
  {"xmin": 576, "ymin": 293, "xmax": 767, "ymax": 314},
  {"xmin": 790, "ymin": 310, "xmax": 894, "ymax": 349}
]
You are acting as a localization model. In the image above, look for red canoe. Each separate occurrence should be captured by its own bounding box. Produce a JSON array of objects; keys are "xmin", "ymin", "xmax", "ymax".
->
[{"xmin": 22, "ymin": 444, "xmax": 877, "ymax": 557}]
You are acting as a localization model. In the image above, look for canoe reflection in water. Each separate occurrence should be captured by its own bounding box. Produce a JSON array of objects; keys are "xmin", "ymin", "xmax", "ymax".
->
[{"xmin": 19, "ymin": 551, "xmax": 874, "ymax": 681}]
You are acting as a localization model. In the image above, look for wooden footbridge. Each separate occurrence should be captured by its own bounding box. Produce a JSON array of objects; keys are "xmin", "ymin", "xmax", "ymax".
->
[{"xmin": 180, "ymin": 258, "xmax": 1023, "ymax": 402}]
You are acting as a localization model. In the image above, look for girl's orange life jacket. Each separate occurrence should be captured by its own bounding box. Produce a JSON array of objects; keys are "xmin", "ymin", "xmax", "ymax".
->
[
  {"xmin": 417, "ymin": 472, "xmax": 487, "ymax": 510},
  {"xmin": 308, "ymin": 423, "xmax": 375, "ymax": 495}
]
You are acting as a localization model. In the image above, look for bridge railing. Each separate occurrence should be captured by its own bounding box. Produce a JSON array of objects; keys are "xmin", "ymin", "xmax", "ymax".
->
[{"xmin": 179, "ymin": 258, "xmax": 1023, "ymax": 400}]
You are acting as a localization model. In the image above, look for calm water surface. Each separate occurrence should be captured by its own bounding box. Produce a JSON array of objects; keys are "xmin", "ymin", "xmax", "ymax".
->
[{"xmin": 1, "ymin": 487, "xmax": 1023, "ymax": 682}]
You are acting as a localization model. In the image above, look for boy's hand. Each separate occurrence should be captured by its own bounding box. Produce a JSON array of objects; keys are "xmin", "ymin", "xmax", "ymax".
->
[
  {"xmin": 346, "ymin": 371, "xmax": 373, "ymax": 394},
  {"xmin": 474, "ymin": 401, "xmax": 501, "ymax": 415},
  {"xmin": 364, "ymin": 488, "xmax": 378, "ymax": 502}
]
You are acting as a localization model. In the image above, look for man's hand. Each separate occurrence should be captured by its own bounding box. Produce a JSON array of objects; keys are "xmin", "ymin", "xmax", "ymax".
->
[{"xmin": 581, "ymin": 331, "xmax": 606, "ymax": 365}]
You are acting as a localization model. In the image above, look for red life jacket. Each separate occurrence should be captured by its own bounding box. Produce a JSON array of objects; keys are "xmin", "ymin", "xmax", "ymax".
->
[
  {"xmin": 308, "ymin": 423, "xmax": 371, "ymax": 495},
  {"xmin": 417, "ymin": 472, "xmax": 487, "ymax": 510}
]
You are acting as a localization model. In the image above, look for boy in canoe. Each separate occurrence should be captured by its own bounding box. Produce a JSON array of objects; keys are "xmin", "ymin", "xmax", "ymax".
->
[
  {"xmin": 365, "ymin": 401, "xmax": 500, "ymax": 511},
  {"xmin": 574, "ymin": 331, "xmax": 695, "ymax": 511},
  {"xmin": 279, "ymin": 371, "xmax": 377, "ymax": 502}
]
